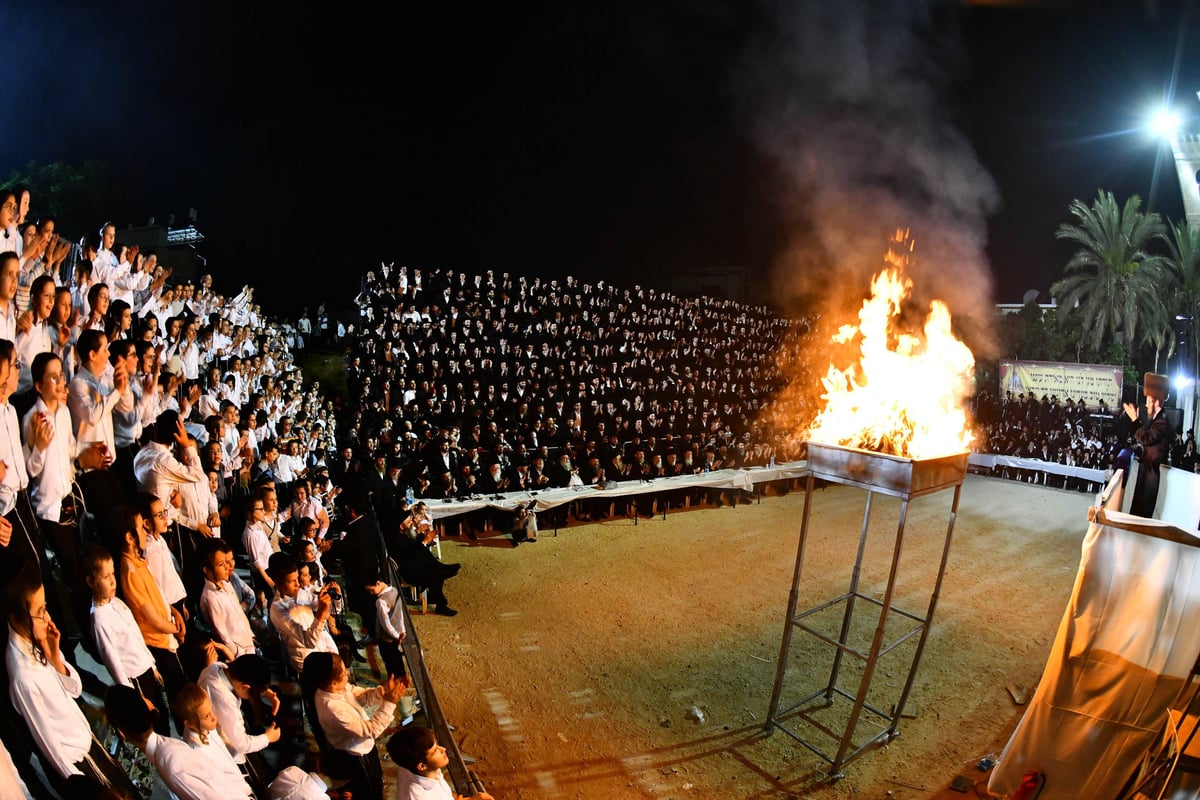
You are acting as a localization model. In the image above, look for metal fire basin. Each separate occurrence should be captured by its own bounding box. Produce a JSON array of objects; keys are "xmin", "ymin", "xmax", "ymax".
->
[{"xmin": 806, "ymin": 441, "xmax": 968, "ymax": 499}]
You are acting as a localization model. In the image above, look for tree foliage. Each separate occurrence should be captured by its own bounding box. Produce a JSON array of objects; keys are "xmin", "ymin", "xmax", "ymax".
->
[
  {"xmin": 2, "ymin": 160, "xmax": 125, "ymax": 241},
  {"xmin": 1050, "ymin": 190, "xmax": 1169, "ymax": 361}
]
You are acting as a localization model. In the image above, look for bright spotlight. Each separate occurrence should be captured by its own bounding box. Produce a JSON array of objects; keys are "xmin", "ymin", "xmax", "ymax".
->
[
  {"xmin": 1174, "ymin": 374, "xmax": 1195, "ymax": 391},
  {"xmin": 1150, "ymin": 107, "xmax": 1183, "ymax": 140}
]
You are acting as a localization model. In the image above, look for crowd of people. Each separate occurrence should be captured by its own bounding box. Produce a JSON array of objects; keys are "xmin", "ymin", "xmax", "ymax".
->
[
  {"xmin": 344, "ymin": 265, "xmax": 812, "ymax": 531},
  {"xmin": 971, "ymin": 389, "xmax": 1198, "ymax": 490},
  {"xmin": 0, "ymin": 186, "xmax": 487, "ymax": 800},
  {"xmin": 7, "ymin": 170, "xmax": 1196, "ymax": 799}
]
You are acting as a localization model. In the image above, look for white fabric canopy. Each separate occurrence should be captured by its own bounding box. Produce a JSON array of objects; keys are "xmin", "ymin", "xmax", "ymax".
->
[{"xmin": 989, "ymin": 509, "xmax": 1200, "ymax": 799}]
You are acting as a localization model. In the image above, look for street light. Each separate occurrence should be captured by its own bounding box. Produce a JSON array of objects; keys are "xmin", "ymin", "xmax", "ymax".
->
[{"xmin": 1154, "ymin": 102, "xmax": 1200, "ymax": 434}]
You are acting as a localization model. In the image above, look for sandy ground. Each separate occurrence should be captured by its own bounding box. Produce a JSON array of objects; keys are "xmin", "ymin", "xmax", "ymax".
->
[{"xmin": 406, "ymin": 474, "xmax": 1095, "ymax": 800}]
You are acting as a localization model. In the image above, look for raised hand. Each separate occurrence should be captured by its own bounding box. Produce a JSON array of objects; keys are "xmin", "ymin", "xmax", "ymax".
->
[
  {"xmin": 381, "ymin": 674, "xmax": 407, "ymax": 703},
  {"xmin": 31, "ymin": 412, "xmax": 53, "ymax": 452}
]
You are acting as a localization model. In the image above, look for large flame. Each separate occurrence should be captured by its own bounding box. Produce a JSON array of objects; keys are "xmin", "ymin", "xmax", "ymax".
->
[{"xmin": 808, "ymin": 232, "xmax": 975, "ymax": 459}]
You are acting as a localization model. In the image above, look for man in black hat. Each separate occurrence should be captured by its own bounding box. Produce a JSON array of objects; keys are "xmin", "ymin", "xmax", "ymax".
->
[{"xmin": 1119, "ymin": 372, "xmax": 1173, "ymax": 518}]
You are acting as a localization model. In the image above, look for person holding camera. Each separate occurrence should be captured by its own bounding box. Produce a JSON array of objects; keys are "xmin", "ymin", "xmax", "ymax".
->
[
  {"xmin": 1118, "ymin": 372, "xmax": 1173, "ymax": 519},
  {"xmin": 266, "ymin": 553, "xmax": 340, "ymax": 675}
]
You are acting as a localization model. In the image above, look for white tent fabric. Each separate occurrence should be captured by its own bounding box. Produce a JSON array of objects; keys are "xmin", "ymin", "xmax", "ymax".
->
[{"xmin": 989, "ymin": 512, "xmax": 1200, "ymax": 799}]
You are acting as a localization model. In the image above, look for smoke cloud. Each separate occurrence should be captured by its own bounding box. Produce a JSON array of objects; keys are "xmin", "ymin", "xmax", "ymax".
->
[{"xmin": 733, "ymin": 0, "xmax": 1000, "ymax": 346}]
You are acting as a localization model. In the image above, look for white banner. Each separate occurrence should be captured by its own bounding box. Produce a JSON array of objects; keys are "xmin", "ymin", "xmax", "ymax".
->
[{"xmin": 999, "ymin": 359, "xmax": 1123, "ymax": 409}]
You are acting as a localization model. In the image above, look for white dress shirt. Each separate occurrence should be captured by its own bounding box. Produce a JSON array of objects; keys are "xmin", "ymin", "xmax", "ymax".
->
[
  {"xmin": 374, "ymin": 585, "xmax": 406, "ymax": 643},
  {"xmin": 393, "ymin": 767, "xmax": 455, "ymax": 800},
  {"xmin": 13, "ymin": 320, "xmax": 51, "ymax": 396},
  {"xmin": 198, "ymin": 662, "xmax": 270, "ymax": 764},
  {"xmin": 269, "ymin": 593, "xmax": 337, "ymax": 674},
  {"xmin": 200, "ymin": 579, "xmax": 255, "ymax": 657},
  {"xmin": 6, "ymin": 625, "xmax": 92, "ymax": 779},
  {"xmin": 66, "ymin": 366, "xmax": 132, "ymax": 455},
  {"xmin": 314, "ymin": 684, "xmax": 396, "ymax": 755},
  {"xmin": 90, "ymin": 596, "xmax": 156, "ymax": 688},
  {"xmin": 23, "ymin": 397, "xmax": 79, "ymax": 522},
  {"xmin": 132, "ymin": 440, "xmax": 206, "ymax": 524},
  {"xmin": 0, "ymin": 401, "xmax": 29, "ymax": 516},
  {"xmin": 0, "ymin": 739, "xmax": 33, "ymax": 800},
  {"xmin": 143, "ymin": 531, "xmax": 188, "ymax": 607},
  {"xmin": 267, "ymin": 766, "xmax": 328, "ymax": 800},
  {"xmin": 145, "ymin": 730, "xmax": 251, "ymax": 800},
  {"xmin": 181, "ymin": 728, "xmax": 253, "ymax": 798},
  {"xmin": 0, "ymin": 301, "xmax": 16, "ymax": 343},
  {"xmin": 243, "ymin": 521, "xmax": 274, "ymax": 577}
]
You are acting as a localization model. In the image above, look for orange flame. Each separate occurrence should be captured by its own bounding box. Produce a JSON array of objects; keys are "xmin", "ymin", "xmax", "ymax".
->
[{"xmin": 808, "ymin": 232, "xmax": 975, "ymax": 459}]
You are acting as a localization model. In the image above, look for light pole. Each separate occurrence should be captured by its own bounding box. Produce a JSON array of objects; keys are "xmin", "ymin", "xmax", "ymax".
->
[{"xmin": 1156, "ymin": 98, "xmax": 1200, "ymax": 435}]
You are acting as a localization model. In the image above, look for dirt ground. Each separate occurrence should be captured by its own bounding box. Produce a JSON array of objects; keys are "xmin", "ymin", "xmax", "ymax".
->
[{"xmin": 406, "ymin": 474, "xmax": 1095, "ymax": 800}]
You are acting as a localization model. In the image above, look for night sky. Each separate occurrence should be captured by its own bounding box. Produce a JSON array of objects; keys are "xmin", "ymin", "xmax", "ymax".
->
[{"xmin": 1, "ymin": 1, "xmax": 1195, "ymax": 316}]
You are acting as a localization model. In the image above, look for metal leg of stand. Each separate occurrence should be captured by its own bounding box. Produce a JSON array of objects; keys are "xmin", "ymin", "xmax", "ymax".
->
[
  {"xmin": 825, "ymin": 491, "xmax": 874, "ymax": 699},
  {"xmin": 766, "ymin": 473, "xmax": 816, "ymax": 727}
]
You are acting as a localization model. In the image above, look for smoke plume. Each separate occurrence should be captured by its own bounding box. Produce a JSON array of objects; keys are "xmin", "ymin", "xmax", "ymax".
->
[{"xmin": 734, "ymin": 0, "xmax": 999, "ymax": 345}]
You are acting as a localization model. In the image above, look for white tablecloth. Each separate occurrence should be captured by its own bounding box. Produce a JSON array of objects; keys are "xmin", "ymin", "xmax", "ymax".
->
[
  {"xmin": 426, "ymin": 462, "xmax": 811, "ymax": 520},
  {"xmin": 968, "ymin": 453, "xmax": 1105, "ymax": 483}
]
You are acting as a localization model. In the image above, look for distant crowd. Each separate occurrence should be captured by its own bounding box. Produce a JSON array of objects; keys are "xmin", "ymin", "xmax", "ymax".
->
[
  {"xmin": 972, "ymin": 389, "xmax": 1198, "ymax": 489},
  {"xmin": 344, "ymin": 265, "xmax": 812, "ymax": 528}
]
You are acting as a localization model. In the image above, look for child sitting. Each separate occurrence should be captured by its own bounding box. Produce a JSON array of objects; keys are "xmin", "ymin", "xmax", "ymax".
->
[
  {"xmin": 198, "ymin": 538, "xmax": 257, "ymax": 657},
  {"xmin": 84, "ymin": 544, "xmax": 171, "ymax": 735},
  {"xmin": 173, "ymin": 682, "xmax": 255, "ymax": 798}
]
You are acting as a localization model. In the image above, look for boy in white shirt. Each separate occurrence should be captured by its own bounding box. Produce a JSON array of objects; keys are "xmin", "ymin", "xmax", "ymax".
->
[
  {"xmin": 8, "ymin": 569, "xmax": 138, "ymax": 798},
  {"xmin": 137, "ymin": 492, "xmax": 189, "ymax": 620},
  {"xmin": 84, "ymin": 544, "xmax": 170, "ymax": 735},
  {"xmin": 174, "ymin": 682, "xmax": 254, "ymax": 798},
  {"xmin": 105, "ymin": 683, "xmax": 243, "ymax": 800},
  {"xmin": 198, "ymin": 538, "xmax": 257, "ymax": 658},
  {"xmin": 366, "ymin": 575, "xmax": 407, "ymax": 680},
  {"xmin": 387, "ymin": 725, "xmax": 493, "ymax": 800}
]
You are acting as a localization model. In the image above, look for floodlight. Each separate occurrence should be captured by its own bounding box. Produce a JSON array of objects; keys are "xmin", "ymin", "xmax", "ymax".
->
[{"xmin": 1150, "ymin": 107, "xmax": 1183, "ymax": 140}]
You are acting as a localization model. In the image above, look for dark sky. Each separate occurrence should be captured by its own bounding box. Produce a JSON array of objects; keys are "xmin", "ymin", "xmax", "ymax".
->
[{"xmin": 1, "ymin": 1, "xmax": 1195, "ymax": 315}]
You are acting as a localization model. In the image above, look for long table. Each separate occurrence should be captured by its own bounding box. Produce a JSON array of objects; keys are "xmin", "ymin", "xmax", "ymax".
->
[
  {"xmin": 422, "ymin": 453, "xmax": 1106, "ymax": 523},
  {"xmin": 424, "ymin": 461, "xmax": 812, "ymax": 520},
  {"xmin": 967, "ymin": 453, "xmax": 1106, "ymax": 483}
]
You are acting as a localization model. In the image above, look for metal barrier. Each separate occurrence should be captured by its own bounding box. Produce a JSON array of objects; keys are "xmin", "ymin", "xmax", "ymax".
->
[{"xmin": 386, "ymin": 555, "xmax": 486, "ymax": 797}]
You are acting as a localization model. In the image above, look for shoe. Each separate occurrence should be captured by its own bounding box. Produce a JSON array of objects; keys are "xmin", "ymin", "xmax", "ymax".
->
[
  {"xmin": 511, "ymin": 539, "xmax": 520, "ymax": 548},
  {"xmin": 526, "ymin": 537, "xmax": 538, "ymax": 543},
  {"xmin": 444, "ymin": 563, "xmax": 462, "ymax": 578},
  {"xmin": 435, "ymin": 605, "xmax": 458, "ymax": 617}
]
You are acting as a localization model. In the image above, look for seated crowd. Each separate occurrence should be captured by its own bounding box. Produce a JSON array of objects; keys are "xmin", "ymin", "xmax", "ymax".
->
[
  {"xmin": 0, "ymin": 186, "xmax": 486, "ymax": 800},
  {"xmin": 345, "ymin": 265, "xmax": 812, "ymax": 533}
]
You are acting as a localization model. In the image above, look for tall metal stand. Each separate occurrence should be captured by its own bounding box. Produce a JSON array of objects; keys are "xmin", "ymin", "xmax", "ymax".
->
[{"xmin": 764, "ymin": 444, "xmax": 966, "ymax": 780}]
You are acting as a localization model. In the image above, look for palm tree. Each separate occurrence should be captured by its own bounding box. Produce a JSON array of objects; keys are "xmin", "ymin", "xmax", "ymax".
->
[{"xmin": 1050, "ymin": 190, "xmax": 1170, "ymax": 362}]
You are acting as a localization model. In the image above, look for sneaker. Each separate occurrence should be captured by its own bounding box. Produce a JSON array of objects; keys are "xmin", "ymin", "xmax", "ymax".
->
[{"xmin": 435, "ymin": 605, "xmax": 458, "ymax": 617}]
